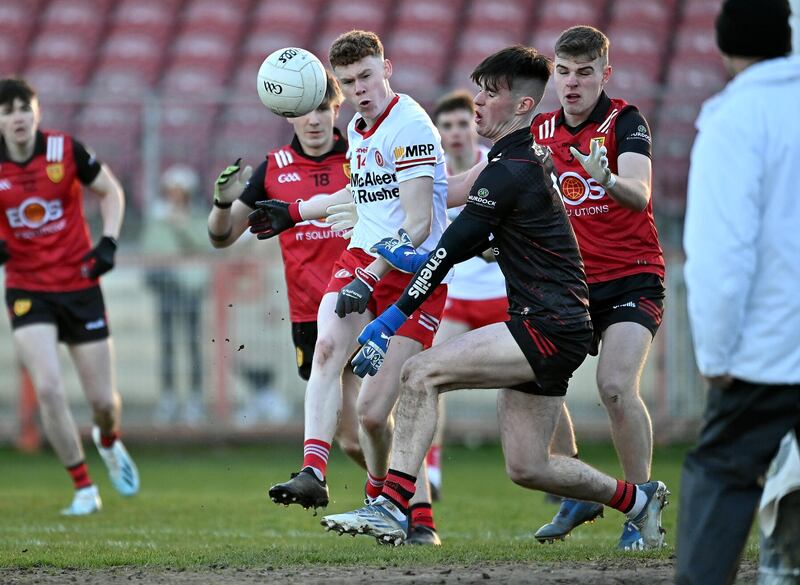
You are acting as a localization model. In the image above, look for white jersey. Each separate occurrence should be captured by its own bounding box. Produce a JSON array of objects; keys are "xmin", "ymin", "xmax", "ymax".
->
[
  {"xmin": 446, "ymin": 145, "xmax": 507, "ymax": 300},
  {"xmin": 346, "ymin": 94, "xmax": 448, "ymax": 255}
]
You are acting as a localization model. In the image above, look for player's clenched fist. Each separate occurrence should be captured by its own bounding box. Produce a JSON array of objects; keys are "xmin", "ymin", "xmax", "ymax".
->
[
  {"xmin": 248, "ymin": 200, "xmax": 302, "ymax": 240},
  {"xmin": 81, "ymin": 236, "xmax": 117, "ymax": 279},
  {"xmin": 335, "ymin": 267, "xmax": 378, "ymax": 318},
  {"xmin": 351, "ymin": 305, "xmax": 408, "ymax": 377},
  {"xmin": 570, "ymin": 140, "xmax": 616, "ymax": 189}
]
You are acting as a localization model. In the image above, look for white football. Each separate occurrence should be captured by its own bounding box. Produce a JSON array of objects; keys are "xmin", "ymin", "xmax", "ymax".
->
[{"xmin": 256, "ymin": 47, "xmax": 326, "ymax": 117}]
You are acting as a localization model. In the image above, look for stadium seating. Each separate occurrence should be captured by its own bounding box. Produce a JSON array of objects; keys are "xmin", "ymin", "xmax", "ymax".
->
[{"xmin": 9, "ymin": 0, "xmax": 731, "ymax": 208}]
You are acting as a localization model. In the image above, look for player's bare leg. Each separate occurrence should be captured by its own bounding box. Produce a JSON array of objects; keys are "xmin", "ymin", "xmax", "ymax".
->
[
  {"xmin": 596, "ymin": 322, "xmax": 653, "ymax": 484},
  {"xmin": 335, "ymin": 366, "xmax": 366, "ymax": 469},
  {"xmin": 13, "ymin": 324, "xmax": 101, "ymax": 514},
  {"xmin": 14, "ymin": 324, "xmax": 83, "ymax": 466},
  {"xmin": 270, "ymin": 292, "xmax": 370, "ymax": 509},
  {"xmin": 323, "ymin": 323, "xmax": 668, "ymax": 548},
  {"xmin": 427, "ymin": 318, "xmax": 470, "ymax": 500},
  {"xmin": 70, "ymin": 338, "xmax": 139, "ymax": 497}
]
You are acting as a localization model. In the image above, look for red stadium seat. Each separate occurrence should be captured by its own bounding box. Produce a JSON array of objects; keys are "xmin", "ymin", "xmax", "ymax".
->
[
  {"xmin": 90, "ymin": 64, "xmax": 155, "ymax": 96},
  {"xmin": 394, "ymin": 0, "xmax": 463, "ymax": 32},
  {"xmin": 171, "ymin": 31, "xmax": 235, "ymax": 68},
  {"xmin": 537, "ymin": 0, "xmax": 606, "ymax": 30},
  {"xmin": 110, "ymin": 0, "xmax": 180, "ymax": 36},
  {"xmin": 181, "ymin": 0, "xmax": 249, "ymax": 34},
  {"xmin": 322, "ymin": 0, "xmax": 392, "ymax": 36},
  {"xmin": 609, "ymin": 0, "xmax": 676, "ymax": 28},
  {"xmin": 252, "ymin": 0, "xmax": 324, "ymax": 32},
  {"xmin": 681, "ymin": 0, "xmax": 722, "ymax": 28},
  {"xmin": 160, "ymin": 66, "xmax": 228, "ymax": 95},
  {"xmin": 672, "ymin": 25, "xmax": 719, "ymax": 61},
  {"xmin": 465, "ymin": 0, "xmax": 536, "ymax": 36}
]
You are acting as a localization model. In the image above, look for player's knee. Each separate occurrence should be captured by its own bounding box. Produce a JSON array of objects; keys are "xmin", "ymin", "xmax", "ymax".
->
[
  {"xmin": 89, "ymin": 396, "xmax": 115, "ymax": 416},
  {"xmin": 35, "ymin": 378, "xmax": 66, "ymax": 409},
  {"xmin": 597, "ymin": 378, "xmax": 633, "ymax": 411},
  {"xmin": 357, "ymin": 406, "xmax": 388, "ymax": 437},
  {"xmin": 337, "ymin": 436, "xmax": 363, "ymax": 462},
  {"xmin": 399, "ymin": 355, "xmax": 437, "ymax": 395},
  {"xmin": 311, "ymin": 336, "xmax": 337, "ymax": 370},
  {"xmin": 505, "ymin": 459, "xmax": 548, "ymax": 489}
]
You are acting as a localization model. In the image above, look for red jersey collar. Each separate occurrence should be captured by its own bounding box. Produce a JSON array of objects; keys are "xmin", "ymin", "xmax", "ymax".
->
[
  {"xmin": 355, "ymin": 94, "xmax": 400, "ymax": 139},
  {"xmin": 556, "ymin": 91, "xmax": 613, "ymax": 131}
]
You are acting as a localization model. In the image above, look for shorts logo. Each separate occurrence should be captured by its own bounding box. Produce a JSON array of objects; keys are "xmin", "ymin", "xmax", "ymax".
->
[
  {"xmin": 85, "ymin": 318, "xmax": 106, "ymax": 330},
  {"xmin": 296, "ymin": 346, "xmax": 304, "ymax": 368},
  {"xmin": 374, "ymin": 150, "xmax": 384, "ymax": 167},
  {"xmin": 612, "ymin": 301, "xmax": 636, "ymax": 309},
  {"xmin": 335, "ymin": 269, "xmax": 352, "ymax": 279},
  {"xmin": 13, "ymin": 299, "xmax": 31, "ymax": 317},
  {"xmin": 46, "ymin": 163, "xmax": 64, "ymax": 183}
]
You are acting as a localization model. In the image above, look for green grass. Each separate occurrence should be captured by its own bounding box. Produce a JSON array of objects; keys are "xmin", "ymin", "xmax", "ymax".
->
[{"xmin": 0, "ymin": 441, "xmax": 749, "ymax": 568}]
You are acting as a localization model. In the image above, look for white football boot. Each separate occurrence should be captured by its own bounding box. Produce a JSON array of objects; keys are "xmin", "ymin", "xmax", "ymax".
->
[
  {"xmin": 61, "ymin": 485, "xmax": 102, "ymax": 516},
  {"xmin": 92, "ymin": 426, "xmax": 140, "ymax": 496}
]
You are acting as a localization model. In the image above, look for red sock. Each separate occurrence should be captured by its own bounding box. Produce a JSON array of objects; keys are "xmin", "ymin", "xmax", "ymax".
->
[
  {"xmin": 382, "ymin": 469, "xmax": 417, "ymax": 514},
  {"xmin": 410, "ymin": 503, "xmax": 436, "ymax": 531},
  {"xmin": 607, "ymin": 480, "xmax": 637, "ymax": 514},
  {"xmin": 100, "ymin": 430, "xmax": 118, "ymax": 448},
  {"xmin": 365, "ymin": 471, "xmax": 386, "ymax": 500},
  {"xmin": 67, "ymin": 461, "xmax": 92, "ymax": 490},
  {"xmin": 302, "ymin": 439, "xmax": 331, "ymax": 478}
]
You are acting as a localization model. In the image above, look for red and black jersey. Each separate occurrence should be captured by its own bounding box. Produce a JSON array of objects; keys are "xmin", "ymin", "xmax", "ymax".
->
[
  {"xmin": 0, "ymin": 130, "xmax": 102, "ymax": 292},
  {"xmin": 532, "ymin": 93, "xmax": 664, "ymax": 284},
  {"xmin": 239, "ymin": 129, "xmax": 349, "ymax": 322}
]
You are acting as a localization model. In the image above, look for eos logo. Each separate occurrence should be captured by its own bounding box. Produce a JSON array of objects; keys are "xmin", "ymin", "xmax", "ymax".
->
[
  {"xmin": 6, "ymin": 197, "xmax": 64, "ymax": 228},
  {"xmin": 278, "ymin": 173, "xmax": 301, "ymax": 183},
  {"xmin": 262, "ymin": 80, "xmax": 283, "ymax": 94},
  {"xmin": 558, "ymin": 172, "xmax": 605, "ymax": 206}
]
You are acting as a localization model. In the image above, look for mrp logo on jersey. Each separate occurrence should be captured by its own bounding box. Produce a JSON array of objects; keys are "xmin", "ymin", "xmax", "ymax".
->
[
  {"xmin": 6, "ymin": 197, "xmax": 64, "ymax": 229},
  {"xmin": 393, "ymin": 144, "xmax": 435, "ymax": 160}
]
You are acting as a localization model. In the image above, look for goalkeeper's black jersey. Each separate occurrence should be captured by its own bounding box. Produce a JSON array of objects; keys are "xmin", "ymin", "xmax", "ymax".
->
[{"xmin": 396, "ymin": 127, "xmax": 590, "ymax": 325}]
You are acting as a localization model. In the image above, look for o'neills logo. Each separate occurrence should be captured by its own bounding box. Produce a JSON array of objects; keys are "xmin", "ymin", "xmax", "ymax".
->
[{"xmin": 409, "ymin": 248, "xmax": 447, "ymax": 299}]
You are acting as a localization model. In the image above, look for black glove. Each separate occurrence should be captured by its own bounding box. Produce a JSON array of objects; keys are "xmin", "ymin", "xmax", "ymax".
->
[
  {"xmin": 248, "ymin": 200, "xmax": 300, "ymax": 240},
  {"xmin": 335, "ymin": 267, "xmax": 379, "ymax": 318},
  {"xmin": 81, "ymin": 236, "xmax": 117, "ymax": 279},
  {"xmin": 0, "ymin": 240, "xmax": 9, "ymax": 266}
]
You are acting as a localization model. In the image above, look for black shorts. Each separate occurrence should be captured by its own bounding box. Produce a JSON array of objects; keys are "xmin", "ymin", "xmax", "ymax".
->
[
  {"xmin": 5, "ymin": 286, "xmax": 110, "ymax": 344},
  {"xmin": 588, "ymin": 273, "xmax": 665, "ymax": 354},
  {"xmin": 291, "ymin": 321, "xmax": 318, "ymax": 381},
  {"xmin": 505, "ymin": 317, "xmax": 593, "ymax": 397}
]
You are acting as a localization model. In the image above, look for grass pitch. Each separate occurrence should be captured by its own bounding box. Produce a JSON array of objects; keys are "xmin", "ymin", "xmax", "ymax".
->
[{"xmin": 0, "ymin": 441, "xmax": 752, "ymax": 569}]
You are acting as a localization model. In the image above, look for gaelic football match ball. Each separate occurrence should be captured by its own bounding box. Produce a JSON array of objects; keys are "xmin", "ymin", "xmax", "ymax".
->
[{"xmin": 256, "ymin": 47, "xmax": 326, "ymax": 118}]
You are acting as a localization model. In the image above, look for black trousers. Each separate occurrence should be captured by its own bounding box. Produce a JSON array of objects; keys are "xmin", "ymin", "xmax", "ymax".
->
[{"xmin": 676, "ymin": 380, "xmax": 800, "ymax": 585}]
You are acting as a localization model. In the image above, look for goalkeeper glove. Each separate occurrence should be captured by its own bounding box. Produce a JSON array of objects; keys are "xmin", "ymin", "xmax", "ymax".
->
[
  {"xmin": 214, "ymin": 158, "xmax": 252, "ymax": 208},
  {"xmin": 248, "ymin": 200, "xmax": 302, "ymax": 239},
  {"xmin": 351, "ymin": 305, "xmax": 408, "ymax": 377},
  {"xmin": 570, "ymin": 140, "xmax": 616, "ymax": 189},
  {"xmin": 371, "ymin": 228, "xmax": 428, "ymax": 274}
]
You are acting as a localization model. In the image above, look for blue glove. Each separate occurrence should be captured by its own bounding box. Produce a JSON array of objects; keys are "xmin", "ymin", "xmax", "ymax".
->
[
  {"xmin": 351, "ymin": 305, "xmax": 408, "ymax": 377},
  {"xmin": 371, "ymin": 228, "xmax": 429, "ymax": 274}
]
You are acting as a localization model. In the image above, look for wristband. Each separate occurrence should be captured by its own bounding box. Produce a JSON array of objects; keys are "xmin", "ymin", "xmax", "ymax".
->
[
  {"xmin": 214, "ymin": 199, "xmax": 233, "ymax": 209},
  {"xmin": 288, "ymin": 202, "xmax": 303, "ymax": 223},
  {"xmin": 380, "ymin": 304, "xmax": 409, "ymax": 335},
  {"xmin": 355, "ymin": 267, "xmax": 379, "ymax": 292}
]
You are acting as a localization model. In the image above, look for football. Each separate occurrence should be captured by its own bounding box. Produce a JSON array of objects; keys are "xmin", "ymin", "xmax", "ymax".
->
[{"xmin": 256, "ymin": 47, "xmax": 327, "ymax": 118}]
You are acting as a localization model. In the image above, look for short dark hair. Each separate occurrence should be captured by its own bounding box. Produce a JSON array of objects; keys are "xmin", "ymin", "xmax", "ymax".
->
[
  {"xmin": 471, "ymin": 45, "xmax": 552, "ymax": 104},
  {"xmin": 319, "ymin": 70, "xmax": 344, "ymax": 110},
  {"xmin": 329, "ymin": 30, "xmax": 384, "ymax": 68},
  {"xmin": 555, "ymin": 26, "xmax": 610, "ymax": 63},
  {"xmin": 433, "ymin": 90, "xmax": 474, "ymax": 124},
  {"xmin": 0, "ymin": 78, "xmax": 37, "ymax": 109}
]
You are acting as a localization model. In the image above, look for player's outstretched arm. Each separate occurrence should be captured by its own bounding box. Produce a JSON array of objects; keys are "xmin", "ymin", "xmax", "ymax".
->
[
  {"xmin": 208, "ymin": 160, "xmax": 257, "ymax": 247},
  {"xmin": 248, "ymin": 187, "xmax": 352, "ymax": 241}
]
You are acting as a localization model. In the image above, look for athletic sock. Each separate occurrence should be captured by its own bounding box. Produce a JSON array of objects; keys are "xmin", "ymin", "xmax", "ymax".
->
[
  {"xmin": 365, "ymin": 471, "xmax": 386, "ymax": 500},
  {"xmin": 302, "ymin": 439, "xmax": 330, "ymax": 481},
  {"xmin": 382, "ymin": 468, "xmax": 417, "ymax": 515},
  {"xmin": 67, "ymin": 461, "xmax": 92, "ymax": 490},
  {"xmin": 426, "ymin": 445, "xmax": 442, "ymax": 488},
  {"xmin": 607, "ymin": 480, "xmax": 641, "ymax": 515},
  {"xmin": 99, "ymin": 430, "xmax": 118, "ymax": 449},
  {"xmin": 410, "ymin": 503, "xmax": 436, "ymax": 531}
]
